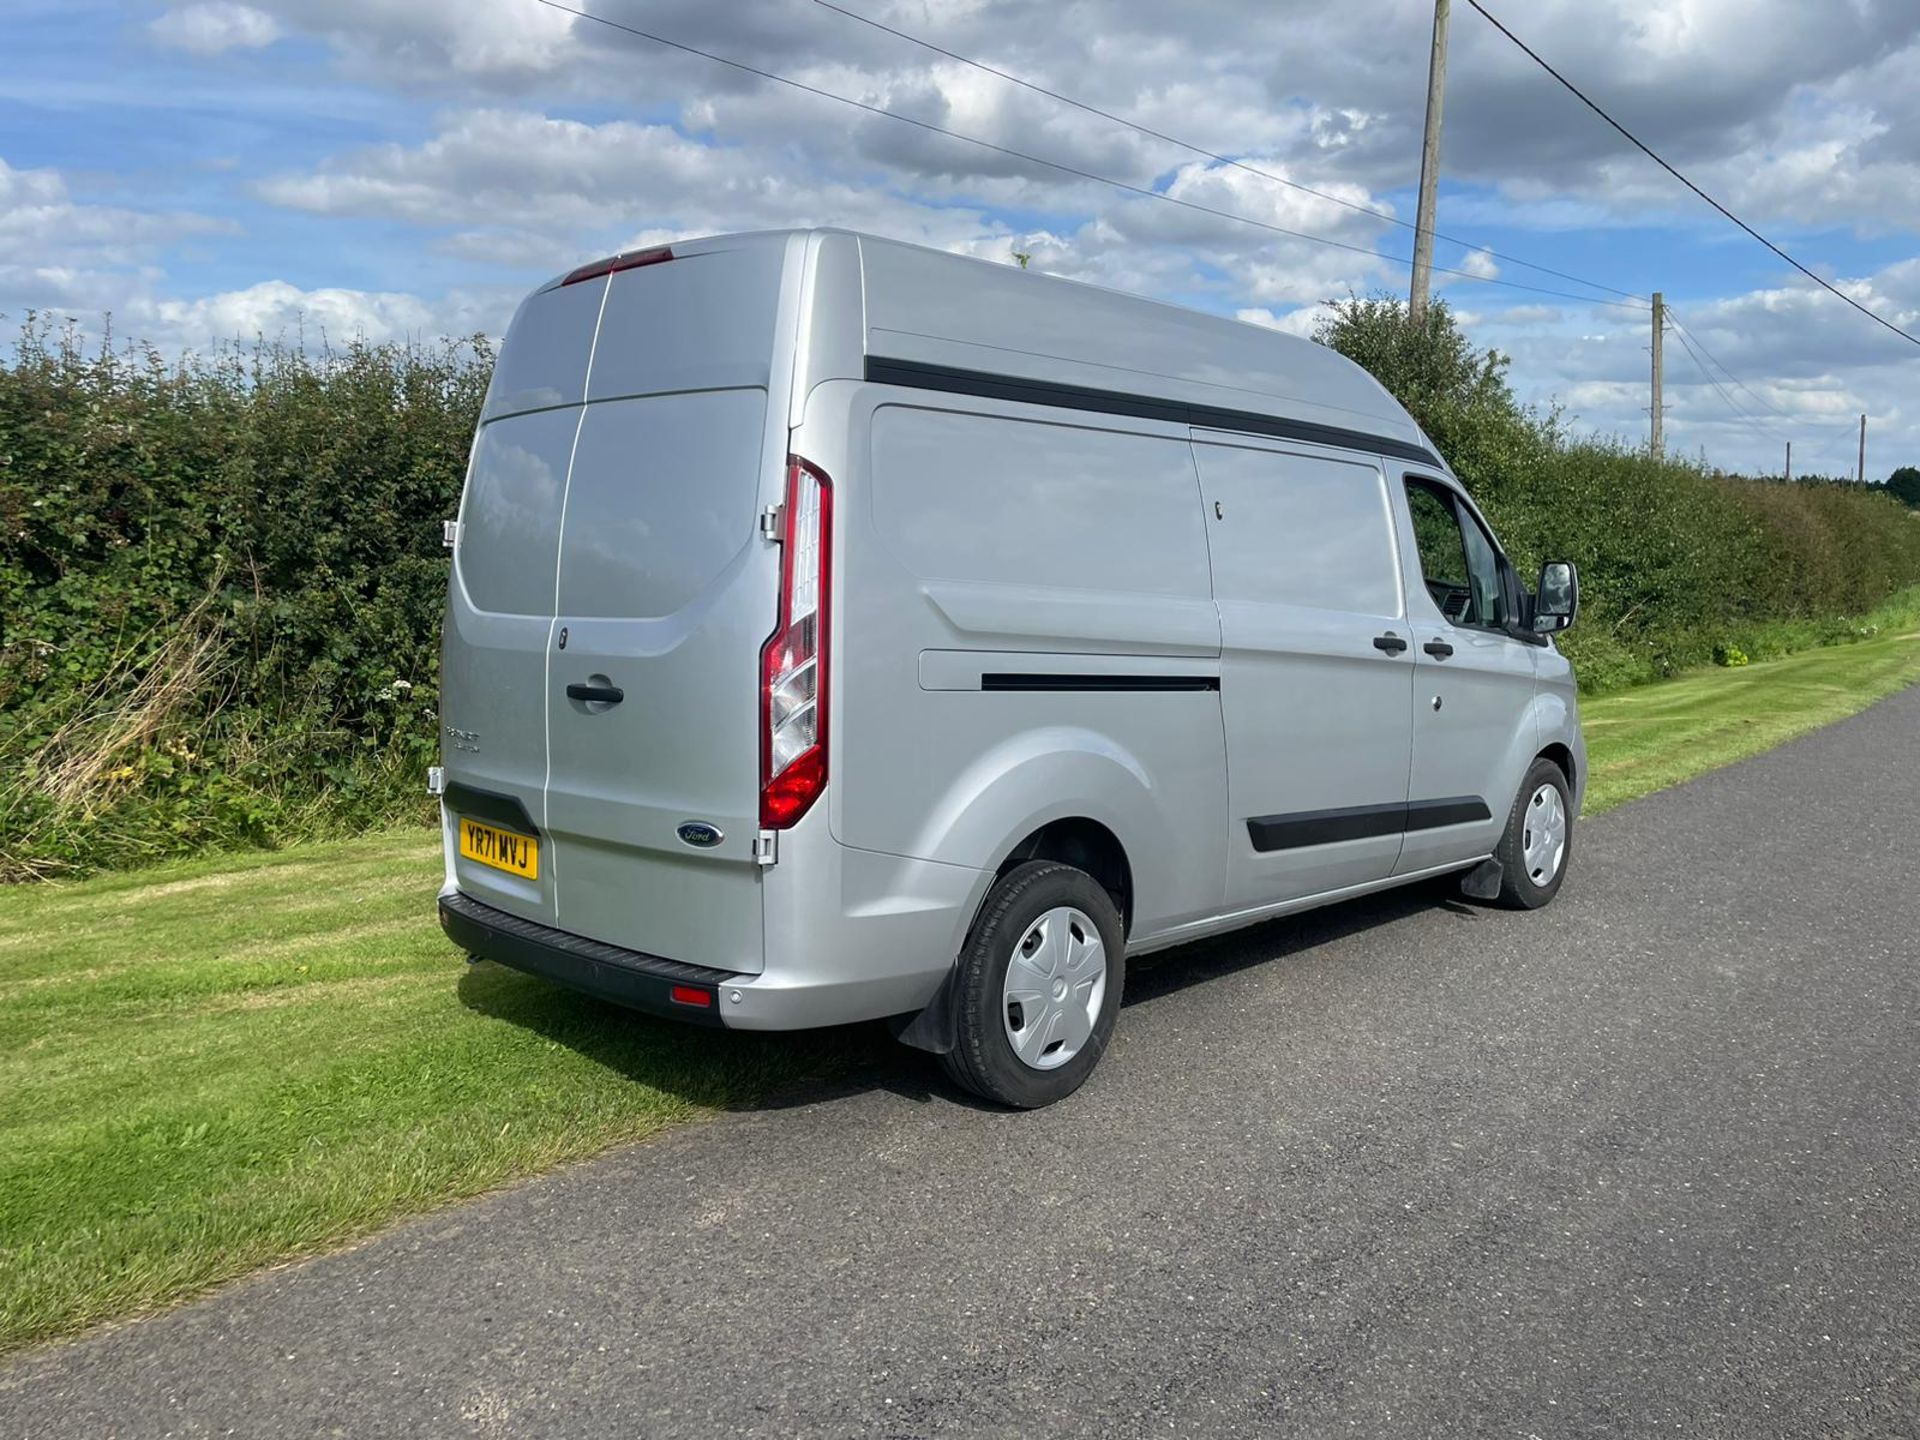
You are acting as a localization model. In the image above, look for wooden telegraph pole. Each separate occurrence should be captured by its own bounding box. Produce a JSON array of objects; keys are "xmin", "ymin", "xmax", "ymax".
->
[
  {"xmin": 1409, "ymin": 0, "xmax": 1451, "ymax": 324},
  {"xmin": 1650, "ymin": 292, "xmax": 1664, "ymax": 459}
]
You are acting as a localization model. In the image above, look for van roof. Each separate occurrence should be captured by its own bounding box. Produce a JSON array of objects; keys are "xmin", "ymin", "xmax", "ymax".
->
[{"xmin": 546, "ymin": 228, "xmax": 1441, "ymax": 468}]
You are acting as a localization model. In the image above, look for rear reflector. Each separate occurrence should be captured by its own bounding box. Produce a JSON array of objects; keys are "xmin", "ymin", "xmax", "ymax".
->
[
  {"xmin": 669, "ymin": 984, "xmax": 713, "ymax": 1009},
  {"xmin": 561, "ymin": 246, "xmax": 673, "ymax": 287}
]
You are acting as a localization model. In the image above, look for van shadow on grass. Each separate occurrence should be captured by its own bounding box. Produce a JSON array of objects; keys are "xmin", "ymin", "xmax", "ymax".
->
[{"xmin": 455, "ymin": 876, "xmax": 1488, "ymax": 1114}]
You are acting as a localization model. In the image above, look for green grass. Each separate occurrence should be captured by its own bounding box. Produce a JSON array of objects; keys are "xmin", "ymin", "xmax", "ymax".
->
[
  {"xmin": 0, "ymin": 834, "xmax": 878, "ymax": 1352},
  {"xmin": 1581, "ymin": 596, "xmax": 1920, "ymax": 813},
  {"xmin": 4, "ymin": 611, "xmax": 1919, "ymax": 1355}
]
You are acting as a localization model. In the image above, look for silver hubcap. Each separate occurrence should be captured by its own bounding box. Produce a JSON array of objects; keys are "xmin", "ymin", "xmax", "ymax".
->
[
  {"xmin": 1521, "ymin": 783, "xmax": 1568, "ymax": 887},
  {"xmin": 1002, "ymin": 906, "xmax": 1106, "ymax": 1071}
]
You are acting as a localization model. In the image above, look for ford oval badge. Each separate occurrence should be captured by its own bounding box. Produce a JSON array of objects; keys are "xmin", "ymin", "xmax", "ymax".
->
[{"xmin": 677, "ymin": 821, "xmax": 724, "ymax": 849}]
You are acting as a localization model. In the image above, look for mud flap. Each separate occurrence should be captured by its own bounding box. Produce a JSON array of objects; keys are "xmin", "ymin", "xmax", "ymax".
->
[
  {"xmin": 888, "ymin": 965, "xmax": 960, "ymax": 1055},
  {"xmin": 1459, "ymin": 856, "xmax": 1504, "ymax": 901}
]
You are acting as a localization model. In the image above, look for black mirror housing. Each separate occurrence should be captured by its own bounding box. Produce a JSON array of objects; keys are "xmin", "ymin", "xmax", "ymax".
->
[{"xmin": 1535, "ymin": 560, "xmax": 1578, "ymax": 632}]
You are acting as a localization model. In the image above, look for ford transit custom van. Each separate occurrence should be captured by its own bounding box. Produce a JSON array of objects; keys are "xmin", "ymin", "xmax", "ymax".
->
[{"xmin": 435, "ymin": 229, "xmax": 1585, "ymax": 1107}]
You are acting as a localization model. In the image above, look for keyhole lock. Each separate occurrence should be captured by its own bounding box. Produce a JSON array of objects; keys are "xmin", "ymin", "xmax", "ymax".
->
[
  {"xmin": 1213, "ymin": 500, "xmax": 1224, "ymax": 519},
  {"xmin": 1431, "ymin": 695, "xmax": 1443, "ymax": 712}
]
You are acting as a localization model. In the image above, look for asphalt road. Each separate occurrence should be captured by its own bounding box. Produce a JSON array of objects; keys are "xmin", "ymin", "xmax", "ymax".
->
[{"xmin": 6, "ymin": 689, "xmax": 1920, "ymax": 1439}]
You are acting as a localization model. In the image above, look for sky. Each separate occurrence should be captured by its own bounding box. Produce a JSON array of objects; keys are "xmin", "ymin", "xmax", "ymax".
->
[{"xmin": 3, "ymin": 0, "xmax": 1917, "ymax": 479}]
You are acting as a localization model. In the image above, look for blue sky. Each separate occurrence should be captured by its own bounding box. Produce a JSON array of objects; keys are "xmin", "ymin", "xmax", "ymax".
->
[{"xmin": 4, "ymin": 0, "xmax": 1917, "ymax": 478}]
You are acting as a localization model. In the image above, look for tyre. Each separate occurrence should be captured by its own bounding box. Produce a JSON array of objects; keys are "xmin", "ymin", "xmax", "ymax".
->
[
  {"xmin": 1493, "ymin": 757, "xmax": 1573, "ymax": 909},
  {"xmin": 940, "ymin": 861, "xmax": 1124, "ymax": 1108}
]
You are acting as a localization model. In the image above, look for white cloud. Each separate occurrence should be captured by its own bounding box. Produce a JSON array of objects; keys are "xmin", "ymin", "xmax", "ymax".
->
[
  {"xmin": 148, "ymin": 3, "xmax": 281, "ymax": 56},
  {"xmin": 1235, "ymin": 305, "xmax": 1327, "ymax": 339},
  {"xmin": 130, "ymin": 279, "xmax": 505, "ymax": 349},
  {"xmin": 1460, "ymin": 250, "xmax": 1499, "ymax": 281},
  {"xmin": 0, "ymin": 158, "xmax": 230, "ymax": 326},
  {"xmin": 0, "ymin": 157, "xmax": 502, "ymax": 354},
  {"xmin": 11, "ymin": 1, "xmax": 1920, "ymax": 485}
]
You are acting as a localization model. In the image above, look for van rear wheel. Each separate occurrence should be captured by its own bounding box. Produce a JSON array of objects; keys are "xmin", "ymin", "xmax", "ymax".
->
[{"xmin": 940, "ymin": 861, "xmax": 1124, "ymax": 1108}]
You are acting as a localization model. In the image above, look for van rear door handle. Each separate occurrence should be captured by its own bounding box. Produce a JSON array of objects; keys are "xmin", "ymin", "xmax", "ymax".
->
[
  {"xmin": 565, "ymin": 682, "xmax": 625, "ymax": 704},
  {"xmin": 1372, "ymin": 633, "xmax": 1408, "ymax": 654},
  {"xmin": 1423, "ymin": 639, "xmax": 1454, "ymax": 658}
]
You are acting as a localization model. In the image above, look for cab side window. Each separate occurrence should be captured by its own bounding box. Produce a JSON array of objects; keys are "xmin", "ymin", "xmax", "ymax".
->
[{"xmin": 1404, "ymin": 477, "xmax": 1505, "ymax": 630}]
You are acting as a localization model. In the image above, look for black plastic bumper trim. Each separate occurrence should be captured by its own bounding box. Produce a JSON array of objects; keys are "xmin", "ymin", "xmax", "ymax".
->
[
  {"xmin": 442, "ymin": 782, "xmax": 540, "ymax": 838},
  {"xmin": 439, "ymin": 891, "xmax": 738, "ymax": 1025}
]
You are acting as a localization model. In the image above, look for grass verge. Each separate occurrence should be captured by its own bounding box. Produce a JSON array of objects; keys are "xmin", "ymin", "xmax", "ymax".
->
[
  {"xmin": 1580, "ymin": 589, "xmax": 1920, "ymax": 813},
  {"xmin": 4, "ymin": 613, "xmax": 1919, "ymax": 1353}
]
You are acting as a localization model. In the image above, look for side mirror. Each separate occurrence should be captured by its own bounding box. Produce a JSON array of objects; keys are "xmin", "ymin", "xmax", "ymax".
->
[{"xmin": 1534, "ymin": 560, "xmax": 1578, "ymax": 633}]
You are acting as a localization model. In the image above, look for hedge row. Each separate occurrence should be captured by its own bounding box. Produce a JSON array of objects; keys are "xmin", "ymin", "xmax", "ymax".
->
[
  {"xmin": 1317, "ymin": 296, "xmax": 1920, "ymax": 690},
  {"xmin": 3, "ymin": 302, "xmax": 1918, "ymax": 877},
  {"xmin": 1, "ymin": 322, "xmax": 487, "ymax": 877}
]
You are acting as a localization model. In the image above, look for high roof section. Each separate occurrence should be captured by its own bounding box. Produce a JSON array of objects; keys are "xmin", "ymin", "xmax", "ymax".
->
[
  {"xmin": 519, "ymin": 228, "xmax": 1438, "ymax": 466},
  {"xmin": 848, "ymin": 231, "xmax": 1436, "ymax": 464}
]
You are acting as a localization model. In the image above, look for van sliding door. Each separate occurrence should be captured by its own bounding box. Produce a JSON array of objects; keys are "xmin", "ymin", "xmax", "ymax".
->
[{"xmin": 1191, "ymin": 434, "xmax": 1416, "ymax": 909}]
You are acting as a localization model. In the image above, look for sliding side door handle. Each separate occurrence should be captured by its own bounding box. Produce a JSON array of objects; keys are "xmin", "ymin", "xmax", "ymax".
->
[{"xmin": 1372, "ymin": 633, "xmax": 1409, "ymax": 655}]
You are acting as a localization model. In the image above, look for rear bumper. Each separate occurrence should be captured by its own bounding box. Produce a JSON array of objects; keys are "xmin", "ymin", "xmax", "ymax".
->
[{"xmin": 439, "ymin": 891, "xmax": 737, "ymax": 1027}]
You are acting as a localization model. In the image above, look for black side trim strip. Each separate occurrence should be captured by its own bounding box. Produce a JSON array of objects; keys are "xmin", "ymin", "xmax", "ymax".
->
[
  {"xmin": 439, "ymin": 892, "xmax": 736, "ymax": 1027},
  {"xmin": 1249, "ymin": 801, "xmax": 1404, "ymax": 852},
  {"xmin": 866, "ymin": 356, "xmax": 1441, "ymax": 468},
  {"xmin": 1247, "ymin": 795, "xmax": 1491, "ymax": 853},
  {"xmin": 982, "ymin": 672, "xmax": 1220, "ymax": 692},
  {"xmin": 1406, "ymin": 796, "xmax": 1493, "ymax": 831},
  {"xmin": 443, "ymin": 782, "xmax": 540, "ymax": 838}
]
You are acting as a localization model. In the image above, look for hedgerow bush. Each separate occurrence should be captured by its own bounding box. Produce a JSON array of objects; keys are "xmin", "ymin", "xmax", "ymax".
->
[
  {"xmin": 1, "ymin": 319, "xmax": 488, "ymax": 878},
  {"xmin": 4, "ymin": 299, "xmax": 1918, "ymax": 878},
  {"xmin": 1318, "ymin": 296, "xmax": 1920, "ymax": 688}
]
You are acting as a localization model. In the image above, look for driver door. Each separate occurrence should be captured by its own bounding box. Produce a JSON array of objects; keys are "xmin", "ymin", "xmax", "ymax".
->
[{"xmin": 1396, "ymin": 475, "xmax": 1537, "ymax": 874}]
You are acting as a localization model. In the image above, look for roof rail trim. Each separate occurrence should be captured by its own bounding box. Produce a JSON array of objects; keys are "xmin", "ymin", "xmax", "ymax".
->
[{"xmin": 864, "ymin": 356, "xmax": 1440, "ymax": 468}]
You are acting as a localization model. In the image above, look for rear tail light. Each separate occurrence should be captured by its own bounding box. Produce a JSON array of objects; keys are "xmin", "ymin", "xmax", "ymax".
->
[
  {"xmin": 760, "ymin": 457, "xmax": 832, "ymax": 828},
  {"xmin": 560, "ymin": 245, "xmax": 673, "ymax": 286}
]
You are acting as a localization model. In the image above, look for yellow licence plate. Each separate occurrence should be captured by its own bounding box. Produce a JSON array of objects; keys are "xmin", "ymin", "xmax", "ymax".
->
[{"xmin": 459, "ymin": 817, "xmax": 539, "ymax": 880}]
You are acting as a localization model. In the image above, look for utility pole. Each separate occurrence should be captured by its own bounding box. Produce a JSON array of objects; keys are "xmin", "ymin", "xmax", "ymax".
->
[
  {"xmin": 1785, "ymin": 441, "xmax": 1792, "ymax": 483},
  {"xmin": 1650, "ymin": 291, "xmax": 1664, "ymax": 459},
  {"xmin": 1409, "ymin": 0, "xmax": 1451, "ymax": 325},
  {"xmin": 1858, "ymin": 413, "xmax": 1867, "ymax": 484}
]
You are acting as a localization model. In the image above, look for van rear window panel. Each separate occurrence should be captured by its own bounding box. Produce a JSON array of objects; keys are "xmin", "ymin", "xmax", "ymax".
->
[{"xmin": 456, "ymin": 408, "xmax": 577, "ymax": 617}]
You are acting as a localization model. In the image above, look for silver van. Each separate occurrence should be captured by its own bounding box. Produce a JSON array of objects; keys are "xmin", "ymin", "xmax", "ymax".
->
[{"xmin": 434, "ymin": 229, "xmax": 1585, "ymax": 1107}]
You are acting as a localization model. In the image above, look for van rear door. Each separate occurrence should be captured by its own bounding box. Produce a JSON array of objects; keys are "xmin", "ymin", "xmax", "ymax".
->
[
  {"xmin": 441, "ymin": 279, "xmax": 607, "ymax": 928},
  {"xmin": 541, "ymin": 240, "xmax": 793, "ymax": 973}
]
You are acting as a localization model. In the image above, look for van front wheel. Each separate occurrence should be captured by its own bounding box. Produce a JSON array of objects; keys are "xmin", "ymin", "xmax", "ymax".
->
[
  {"xmin": 940, "ymin": 861, "xmax": 1124, "ymax": 1108},
  {"xmin": 1493, "ymin": 757, "xmax": 1573, "ymax": 909}
]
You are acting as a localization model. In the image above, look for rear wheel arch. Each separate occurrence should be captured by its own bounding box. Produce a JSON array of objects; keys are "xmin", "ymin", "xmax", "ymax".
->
[
  {"xmin": 891, "ymin": 821, "xmax": 1133, "ymax": 1062},
  {"xmin": 995, "ymin": 816, "xmax": 1134, "ymax": 938}
]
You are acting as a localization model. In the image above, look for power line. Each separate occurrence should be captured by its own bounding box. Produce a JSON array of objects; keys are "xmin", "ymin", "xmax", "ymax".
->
[
  {"xmin": 1667, "ymin": 324, "xmax": 1786, "ymax": 443},
  {"xmin": 1668, "ymin": 324, "xmax": 1861, "ymax": 477},
  {"xmin": 810, "ymin": 0, "xmax": 1645, "ymax": 307},
  {"xmin": 1465, "ymin": 0, "xmax": 1920, "ymax": 349},
  {"xmin": 1663, "ymin": 310, "xmax": 1801, "ymax": 424},
  {"xmin": 531, "ymin": 0, "xmax": 1650, "ymax": 313},
  {"xmin": 1668, "ymin": 308, "xmax": 1864, "ymax": 448}
]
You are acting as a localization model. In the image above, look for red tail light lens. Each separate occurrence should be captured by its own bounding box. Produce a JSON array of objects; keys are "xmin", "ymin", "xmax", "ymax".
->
[
  {"xmin": 560, "ymin": 245, "xmax": 673, "ymax": 287},
  {"xmin": 760, "ymin": 457, "xmax": 832, "ymax": 828}
]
